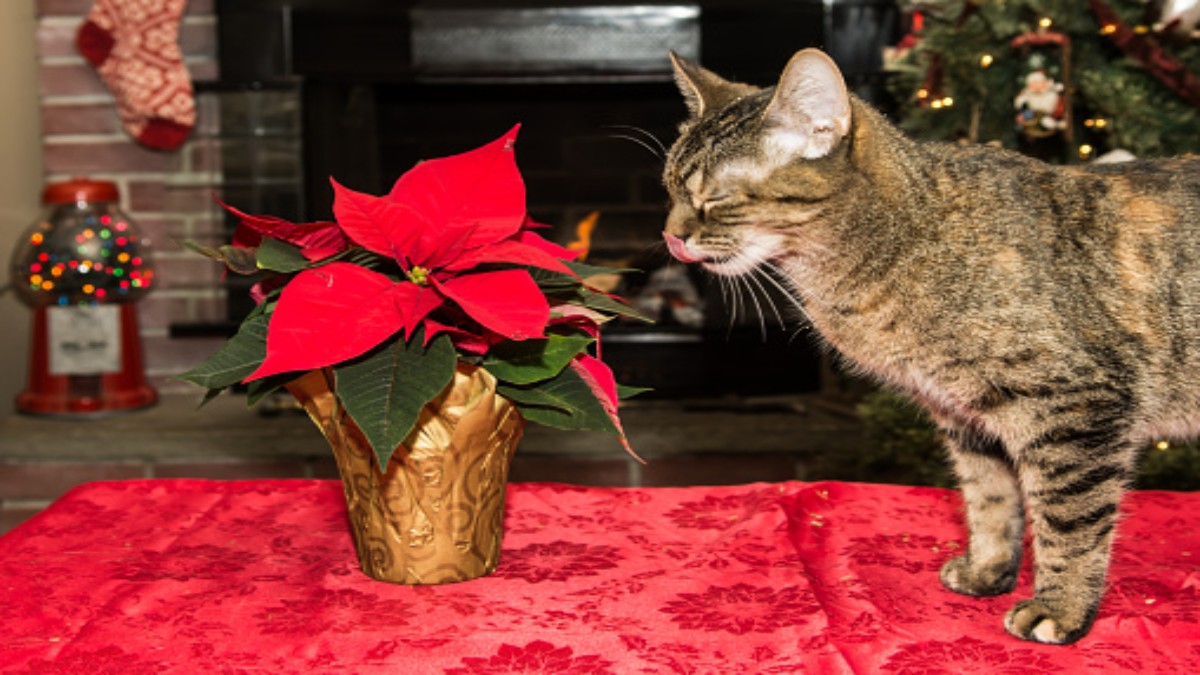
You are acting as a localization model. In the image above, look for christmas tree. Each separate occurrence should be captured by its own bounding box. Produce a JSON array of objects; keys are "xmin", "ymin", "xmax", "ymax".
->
[
  {"xmin": 887, "ymin": 0, "xmax": 1200, "ymax": 161},
  {"xmin": 843, "ymin": 1, "xmax": 1200, "ymax": 489}
]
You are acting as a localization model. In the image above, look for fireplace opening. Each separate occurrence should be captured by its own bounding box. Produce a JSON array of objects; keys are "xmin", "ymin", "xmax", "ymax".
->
[{"xmin": 201, "ymin": 0, "xmax": 901, "ymax": 398}]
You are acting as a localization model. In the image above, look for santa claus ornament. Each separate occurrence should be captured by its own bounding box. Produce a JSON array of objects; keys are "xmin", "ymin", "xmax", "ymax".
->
[
  {"xmin": 76, "ymin": 0, "xmax": 195, "ymax": 151},
  {"xmin": 1011, "ymin": 20, "xmax": 1073, "ymax": 161}
]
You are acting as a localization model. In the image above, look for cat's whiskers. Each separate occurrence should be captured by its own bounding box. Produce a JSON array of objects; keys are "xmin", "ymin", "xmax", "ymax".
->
[
  {"xmin": 719, "ymin": 274, "xmax": 741, "ymax": 336},
  {"xmin": 733, "ymin": 270, "xmax": 769, "ymax": 340},
  {"xmin": 740, "ymin": 268, "xmax": 785, "ymax": 336},
  {"xmin": 762, "ymin": 261, "xmax": 820, "ymax": 325},
  {"xmin": 747, "ymin": 267, "xmax": 789, "ymax": 331},
  {"xmin": 624, "ymin": 125, "xmax": 669, "ymax": 157},
  {"xmin": 604, "ymin": 125, "xmax": 667, "ymax": 162}
]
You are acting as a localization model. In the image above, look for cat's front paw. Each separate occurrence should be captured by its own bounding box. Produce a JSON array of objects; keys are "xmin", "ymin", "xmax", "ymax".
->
[
  {"xmin": 939, "ymin": 555, "xmax": 1018, "ymax": 597},
  {"xmin": 1004, "ymin": 599, "xmax": 1094, "ymax": 645}
]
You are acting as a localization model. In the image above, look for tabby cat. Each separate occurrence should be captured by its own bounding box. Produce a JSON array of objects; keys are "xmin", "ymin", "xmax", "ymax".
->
[{"xmin": 662, "ymin": 48, "xmax": 1200, "ymax": 645}]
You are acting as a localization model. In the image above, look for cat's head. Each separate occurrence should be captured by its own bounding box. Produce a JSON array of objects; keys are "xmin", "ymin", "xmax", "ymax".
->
[{"xmin": 662, "ymin": 49, "xmax": 855, "ymax": 275}]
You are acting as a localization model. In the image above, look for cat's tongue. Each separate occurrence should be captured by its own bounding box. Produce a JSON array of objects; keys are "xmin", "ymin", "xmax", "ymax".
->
[{"xmin": 663, "ymin": 232, "xmax": 706, "ymax": 263}]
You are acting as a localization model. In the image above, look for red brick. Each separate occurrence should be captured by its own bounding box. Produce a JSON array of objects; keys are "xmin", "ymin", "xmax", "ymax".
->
[
  {"xmin": 39, "ymin": 0, "xmax": 213, "ymax": 18},
  {"xmin": 187, "ymin": 141, "xmax": 222, "ymax": 173},
  {"xmin": 166, "ymin": 184, "xmax": 225, "ymax": 213},
  {"xmin": 132, "ymin": 294, "xmax": 171, "ymax": 329},
  {"xmin": 39, "ymin": 63, "xmax": 107, "ymax": 97},
  {"xmin": 188, "ymin": 59, "xmax": 219, "ymax": 82},
  {"xmin": 38, "ymin": 0, "xmax": 92, "ymax": 18},
  {"xmin": 125, "ymin": 180, "xmax": 166, "ymax": 211},
  {"xmin": 141, "ymin": 333, "xmax": 227, "ymax": 372},
  {"xmin": 152, "ymin": 253, "xmax": 222, "ymax": 289},
  {"xmin": 0, "ymin": 462, "xmax": 145, "ymax": 501},
  {"xmin": 153, "ymin": 461, "xmax": 309, "ymax": 480},
  {"xmin": 128, "ymin": 181, "xmax": 222, "ymax": 213},
  {"xmin": 180, "ymin": 22, "xmax": 217, "ymax": 59},
  {"xmin": 44, "ymin": 140, "xmax": 181, "ymax": 174},
  {"xmin": 36, "ymin": 19, "xmax": 81, "ymax": 59},
  {"xmin": 41, "ymin": 102, "xmax": 121, "ymax": 135},
  {"xmin": 138, "ymin": 291, "xmax": 225, "ymax": 331},
  {"xmin": 183, "ymin": 215, "xmax": 226, "ymax": 241},
  {"xmin": 128, "ymin": 215, "xmax": 187, "ymax": 245},
  {"xmin": 136, "ymin": 292, "xmax": 224, "ymax": 331}
]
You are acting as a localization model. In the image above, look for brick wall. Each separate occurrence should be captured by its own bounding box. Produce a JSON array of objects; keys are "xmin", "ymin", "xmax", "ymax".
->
[{"xmin": 36, "ymin": 0, "xmax": 226, "ymax": 392}]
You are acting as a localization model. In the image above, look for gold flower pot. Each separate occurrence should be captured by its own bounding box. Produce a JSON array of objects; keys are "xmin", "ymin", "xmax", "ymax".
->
[{"xmin": 286, "ymin": 364, "xmax": 524, "ymax": 585}]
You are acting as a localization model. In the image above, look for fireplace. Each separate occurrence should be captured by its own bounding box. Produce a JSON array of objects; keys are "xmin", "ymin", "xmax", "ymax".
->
[{"xmin": 209, "ymin": 0, "xmax": 899, "ymax": 397}]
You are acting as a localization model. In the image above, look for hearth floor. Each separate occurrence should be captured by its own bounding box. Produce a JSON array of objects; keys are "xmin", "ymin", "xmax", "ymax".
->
[{"xmin": 0, "ymin": 392, "xmax": 864, "ymax": 533}]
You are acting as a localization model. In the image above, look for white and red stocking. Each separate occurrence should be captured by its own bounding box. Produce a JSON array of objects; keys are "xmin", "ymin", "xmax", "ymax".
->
[{"xmin": 76, "ymin": 0, "xmax": 195, "ymax": 151}]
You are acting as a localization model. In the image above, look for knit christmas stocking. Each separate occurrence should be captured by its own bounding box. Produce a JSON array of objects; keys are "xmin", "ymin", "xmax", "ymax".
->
[{"xmin": 76, "ymin": 0, "xmax": 195, "ymax": 151}]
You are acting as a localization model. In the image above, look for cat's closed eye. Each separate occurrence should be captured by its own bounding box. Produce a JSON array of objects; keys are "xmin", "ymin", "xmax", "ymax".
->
[{"xmin": 699, "ymin": 196, "xmax": 731, "ymax": 218}]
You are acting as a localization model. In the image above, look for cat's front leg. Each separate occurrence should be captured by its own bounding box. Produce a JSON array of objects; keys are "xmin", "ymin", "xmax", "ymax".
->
[
  {"xmin": 1005, "ymin": 432, "xmax": 1133, "ymax": 645},
  {"xmin": 936, "ymin": 424, "xmax": 1025, "ymax": 597}
]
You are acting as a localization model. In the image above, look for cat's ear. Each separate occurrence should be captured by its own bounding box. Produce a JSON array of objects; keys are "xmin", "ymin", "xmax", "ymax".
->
[
  {"xmin": 669, "ymin": 51, "xmax": 757, "ymax": 119},
  {"xmin": 762, "ymin": 49, "xmax": 852, "ymax": 160}
]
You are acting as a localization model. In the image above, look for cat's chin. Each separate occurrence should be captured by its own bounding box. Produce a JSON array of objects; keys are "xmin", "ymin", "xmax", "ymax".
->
[
  {"xmin": 700, "ymin": 239, "xmax": 780, "ymax": 277},
  {"xmin": 702, "ymin": 254, "xmax": 766, "ymax": 277}
]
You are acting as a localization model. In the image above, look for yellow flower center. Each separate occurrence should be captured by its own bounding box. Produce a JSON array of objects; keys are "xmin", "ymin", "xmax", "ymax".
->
[{"xmin": 407, "ymin": 265, "xmax": 430, "ymax": 286}]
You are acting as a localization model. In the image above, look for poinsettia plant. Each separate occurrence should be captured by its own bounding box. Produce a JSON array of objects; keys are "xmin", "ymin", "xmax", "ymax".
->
[{"xmin": 181, "ymin": 126, "xmax": 648, "ymax": 469}]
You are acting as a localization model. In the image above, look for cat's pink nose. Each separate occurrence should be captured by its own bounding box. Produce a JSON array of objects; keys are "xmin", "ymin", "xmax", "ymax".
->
[{"xmin": 664, "ymin": 232, "xmax": 706, "ymax": 263}]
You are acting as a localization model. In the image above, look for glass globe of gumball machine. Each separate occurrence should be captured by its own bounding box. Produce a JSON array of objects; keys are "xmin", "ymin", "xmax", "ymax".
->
[{"xmin": 11, "ymin": 178, "xmax": 158, "ymax": 415}]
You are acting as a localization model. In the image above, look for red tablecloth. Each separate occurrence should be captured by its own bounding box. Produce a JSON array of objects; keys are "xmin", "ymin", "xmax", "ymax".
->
[{"xmin": 0, "ymin": 479, "xmax": 1197, "ymax": 673}]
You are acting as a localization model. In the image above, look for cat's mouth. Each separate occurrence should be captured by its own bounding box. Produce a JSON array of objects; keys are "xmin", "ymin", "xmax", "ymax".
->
[
  {"xmin": 663, "ymin": 232, "xmax": 710, "ymax": 264},
  {"xmin": 664, "ymin": 231, "xmax": 781, "ymax": 277}
]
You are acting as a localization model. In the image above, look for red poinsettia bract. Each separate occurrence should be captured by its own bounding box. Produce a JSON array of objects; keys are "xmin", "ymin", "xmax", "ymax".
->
[{"xmin": 246, "ymin": 126, "xmax": 577, "ymax": 381}]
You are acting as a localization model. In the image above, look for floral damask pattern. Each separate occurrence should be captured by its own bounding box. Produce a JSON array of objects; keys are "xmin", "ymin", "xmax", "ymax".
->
[
  {"xmin": 445, "ymin": 640, "xmax": 616, "ymax": 674},
  {"xmin": 881, "ymin": 636, "xmax": 1060, "ymax": 674},
  {"xmin": 664, "ymin": 490, "xmax": 778, "ymax": 531},
  {"xmin": 493, "ymin": 541, "xmax": 622, "ymax": 583},
  {"xmin": 660, "ymin": 583, "xmax": 821, "ymax": 634},
  {"xmin": 1, "ymin": 479, "xmax": 1198, "ymax": 672}
]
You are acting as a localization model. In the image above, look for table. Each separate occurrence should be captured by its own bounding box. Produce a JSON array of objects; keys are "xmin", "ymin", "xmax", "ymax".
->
[{"xmin": 1, "ymin": 479, "xmax": 1197, "ymax": 673}]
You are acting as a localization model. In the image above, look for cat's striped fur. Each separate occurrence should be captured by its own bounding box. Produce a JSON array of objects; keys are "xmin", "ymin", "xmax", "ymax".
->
[{"xmin": 662, "ymin": 49, "xmax": 1200, "ymax": 644}]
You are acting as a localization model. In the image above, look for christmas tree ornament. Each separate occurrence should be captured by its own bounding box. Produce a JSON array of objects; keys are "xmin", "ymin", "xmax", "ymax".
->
[
  {"xmin": 1010, "ymin": 23, "xmax": 1073, "ymax": 160},
  {"xmin": 908, "ymin": 1, "xmax": 981, "ymax": 111},
  {"xmin": 1089, "ymin": 0, "xmax": 1200, "ymax": 108},
  {"xmin": 76, "ymin": 0, "xmax": 195, "ymax": 151},
  {"xmin": 889, "ymin": 0, "xmax": 1200, "ymax": 158},
  {"xmin": 1155, "ymin": 0, "xmax": 1200, "ymax": 38}
]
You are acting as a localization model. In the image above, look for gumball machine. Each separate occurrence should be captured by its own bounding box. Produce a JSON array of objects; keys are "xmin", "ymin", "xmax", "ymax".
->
[{"xmin": 10, "ymin": 179, "xmax": 158, "ymax": 415}]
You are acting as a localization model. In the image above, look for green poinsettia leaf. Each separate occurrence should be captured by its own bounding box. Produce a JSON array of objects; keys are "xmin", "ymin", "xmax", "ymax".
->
[
  {"xmin": 483, "ymin": 334, "xmax": 594, "ymax": 385},
  {"xmin": 333, "ymin": 331, "xmax": 458, "ymax": 472},
  {"xmin": 528, "ymin": 261, "xmax": 638, "ymax": 289},
  {"xmin": 548, "ymin": 286, "xmax": 652, "ymax": 323},
  {"xmin": 246, "ymin": 372, "xmax": 300, "ymax": 406},
  {"xmin": 564, "ymin": 260, "xmax": 639, "ymax": 280},
  {"xmin": 256, "ymin": 237, "xmax": 311, "ymax": 274},
  {"xmin": 178, "ymin": 238, "xmax": 219, "ymax": 258},
  {"xmin": 498, "ymin": 366, "xmax": 619, "ymax": 434},
  {"xmin": 221, "ymin": 246, "xmax": 261, "ymax": 275},
  {"xmin": 527, "ymin": 269, "xmax": 578, "ymax": 290},
  {"xmin": 196, "ymin": 386, "xmax": 224, "ymax": 410},
  {"xmin": 179, "ymin": 239, "xmax": 261, "ymax": 275},
  {"xmin": 617, "ymin": 383, "xmax": 653, "ymax": 399},
  {"xmin": 177, "ymin": 312, "xmax": 270, "ymax": 391}
]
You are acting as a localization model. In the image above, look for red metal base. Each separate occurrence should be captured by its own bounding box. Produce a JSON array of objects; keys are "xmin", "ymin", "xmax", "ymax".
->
[{"xmin": 16, "ymin": 304, "xmax": 158, "ymax": 416}]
